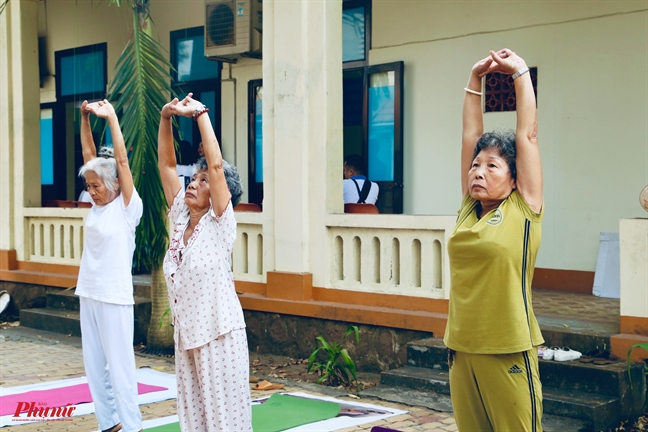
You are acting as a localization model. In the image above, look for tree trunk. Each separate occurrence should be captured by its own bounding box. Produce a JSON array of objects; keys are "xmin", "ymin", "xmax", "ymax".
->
[{"xmin": 145, "ymin": 266, "xmax": 174, "ymax": 354}]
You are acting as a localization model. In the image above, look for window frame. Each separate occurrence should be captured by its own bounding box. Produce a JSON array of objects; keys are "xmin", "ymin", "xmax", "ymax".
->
[
  {"xmin": 247, "ymin": 79, "xmax": 263, "ymax": 206},
  {"xmin": 54, "ymin": 42, "xmax": 107, "ymax": 102},
  {"xmin": 40, "ymin": 102, "xmax": 65, "ymax": 201},
  {"xmin": 363, "ymin": 61, "xmax": 404, "ymax": 214},
  {"xmin": 342, "ymin": 0, "xmax": 372, "ymax": 69},
  {"xmin": 170, "ymin": 27, "xmax": 223, "ymax": 148}
]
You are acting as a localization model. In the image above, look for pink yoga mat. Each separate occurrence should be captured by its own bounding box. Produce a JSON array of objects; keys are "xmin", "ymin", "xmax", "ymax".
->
[{"xmin": 1, "ymin": 382, "xmax": 167, "ymax": 416}]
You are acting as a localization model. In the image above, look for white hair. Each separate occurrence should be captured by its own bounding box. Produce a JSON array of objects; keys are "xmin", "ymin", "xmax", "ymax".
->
[{"xmin": 78, "ymin": 156, "xmax": 118, "ymax": 193}]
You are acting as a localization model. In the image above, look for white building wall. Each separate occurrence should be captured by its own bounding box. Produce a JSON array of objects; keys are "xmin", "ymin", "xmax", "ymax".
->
[
  {"xmin": 370, "ymin": 1, "xmax": 648, "ymax": 271},
  {"xmin": 28, "ymin": 0, "xmax": 648, "ymax": 274}
]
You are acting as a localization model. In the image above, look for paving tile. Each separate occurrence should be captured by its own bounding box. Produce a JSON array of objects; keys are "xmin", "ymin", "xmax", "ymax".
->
[{"xmin": 1, "ymin": 326, "xmax": 460, "ymax": 432}]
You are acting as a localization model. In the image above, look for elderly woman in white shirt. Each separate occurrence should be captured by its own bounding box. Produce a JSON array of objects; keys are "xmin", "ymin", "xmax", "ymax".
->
[
  {"xmin": 158, "ymin": 94, "xmax": 252, "ymax": 431},
  {"xmin": 76, "ymin": 100, "xmax": 144, "ymax": 432}
]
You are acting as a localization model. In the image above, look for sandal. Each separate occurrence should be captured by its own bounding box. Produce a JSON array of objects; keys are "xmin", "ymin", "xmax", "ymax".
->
[
  {"xmin": 254, "ymin": 380, "xmax": 285, "ymax": 391},
  {"xmin": 593, "ymin": 351, "xmax": 621, "ymax": 365},
  {"xmin": 579, "ymin": 350, "xmax": 602, "ymax": 363}
]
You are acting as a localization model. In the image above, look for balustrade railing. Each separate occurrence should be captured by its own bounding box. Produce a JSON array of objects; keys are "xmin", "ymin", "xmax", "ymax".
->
[
  {"xmin": 325, "ymin": 214, "xmax": 456, "ymax": 299},
  {"xmin": 23, "ymin": 207, "xmax": 89, "ymax": 266},
  {"xmin": 232, "ymin": 211, "xmax": 264, "ymax": 283},
  {"xmin": 21, "ymin": 206, "xmax": 452, "ymax": 299}
]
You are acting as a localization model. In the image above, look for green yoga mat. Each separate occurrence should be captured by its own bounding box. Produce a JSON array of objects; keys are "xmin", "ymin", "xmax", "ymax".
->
[
  {"xmin": 252, "ymin": 393, "xmax": 341, "ymax": 432},
  {"xmin": 145, "ymin": 394, "xmax": 341, "ymax": 432},
  {"xmin": 146, "ymin": 424, "xmax": 181, "ymax": 432}
]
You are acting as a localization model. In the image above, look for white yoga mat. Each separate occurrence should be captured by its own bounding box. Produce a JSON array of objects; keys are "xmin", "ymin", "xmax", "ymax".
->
[
  {"xmin": 140, "ymin": 391, "xmax": 408, "ymax": 432},
  {"xmin": 0, "ymin": 368, "xmax": 177, "ymax": 427}
]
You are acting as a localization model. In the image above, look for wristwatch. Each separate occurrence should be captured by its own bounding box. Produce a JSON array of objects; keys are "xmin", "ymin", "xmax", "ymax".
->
[{"xmin": 512, "ymin": 67, "xmax": 530, "ymax": 81}]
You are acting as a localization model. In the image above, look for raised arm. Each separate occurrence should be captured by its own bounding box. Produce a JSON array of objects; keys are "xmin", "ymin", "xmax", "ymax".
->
[
  {"xmin": 489, "ymin": 49, "xmax": 543, "ymax": 212},
  {"xmin": 85, "ymin": 100, "xmax": 135, "ymax": 207},
  {"xmin": 460, "ymin": 51, "xmax": 509, "ymax": 198},
  {"xmin": 80, "ymin": 101, "xmax": 97, "ymax": 164},
  {"xmin": 172, "ymin": 96, "xmax": 230, "ymax": 216},
  {"xmin": 158, "ymin": 99, "xmax": 182, "ymax": 208}
]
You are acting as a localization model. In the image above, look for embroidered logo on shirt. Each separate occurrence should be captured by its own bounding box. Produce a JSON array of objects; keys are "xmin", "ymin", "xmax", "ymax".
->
[
  {"xmin": 508, "ymin": 364, "xmax": 523, "ymax": 374},
  {"xmin": 486, "ymin": 208, "xmax": 503, "ymax": 226}
]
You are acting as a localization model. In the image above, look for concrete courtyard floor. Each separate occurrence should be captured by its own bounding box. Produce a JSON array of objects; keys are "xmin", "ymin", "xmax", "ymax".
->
[{"xmin": 0, "ymin": 325, "xmax": 457, "ymax": 432}]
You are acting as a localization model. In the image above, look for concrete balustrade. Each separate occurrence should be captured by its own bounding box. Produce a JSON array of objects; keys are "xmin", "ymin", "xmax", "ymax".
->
[
  {"xmin": 326, "ymin": 214, "xmax": 456, "ymax": 299},
  {"xmin": 23, "ymin": 208, "xmax": 89, "ymax": 266},
  {"xmin": 232, "ymin": 211, "xmax": 265, "ymax": 283}
]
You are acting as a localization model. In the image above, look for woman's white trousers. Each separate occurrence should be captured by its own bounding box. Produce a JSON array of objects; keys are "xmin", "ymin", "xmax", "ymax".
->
[{"xmin": 80, "ymin": 297, "xmax": 142, "ymax": 432}]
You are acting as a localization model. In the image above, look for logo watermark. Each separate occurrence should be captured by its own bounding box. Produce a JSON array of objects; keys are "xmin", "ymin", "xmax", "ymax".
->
[{"xmin": 11, "ymin": 402, "xmax": 76, "ymax": 422}]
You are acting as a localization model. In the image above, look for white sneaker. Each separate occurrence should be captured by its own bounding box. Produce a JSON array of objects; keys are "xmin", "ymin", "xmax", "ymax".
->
[
  {"xmin": 554, "ymin": 347, "xmax": 582, "ymax": 362},
  {"xmin": 542, "ymin": 347, "xmax": 559, "ymax": 360}
]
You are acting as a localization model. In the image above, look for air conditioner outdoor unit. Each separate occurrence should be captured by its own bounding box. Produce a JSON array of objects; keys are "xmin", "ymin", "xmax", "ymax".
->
[{"xmin": 204, "ymin": 0, "xmax": 262, "ymax": 62}]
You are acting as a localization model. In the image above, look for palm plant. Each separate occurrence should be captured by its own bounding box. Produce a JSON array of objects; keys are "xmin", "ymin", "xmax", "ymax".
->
[{"xmin": 107, "ymin": 0, "xmax": 175, "ymax": 353}]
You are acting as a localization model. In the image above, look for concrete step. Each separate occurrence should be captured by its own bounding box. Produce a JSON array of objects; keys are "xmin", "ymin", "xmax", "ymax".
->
[
  {"xmin": 46, "ymin": 289, "xmax": 79, "ymax": 311},
  {"xmin": 405, "ymin": 338, "xmax": 644, "ymax": 398},
  {"xmin": 20, "ymin": 296, "xmax": 152, "ymax": 344},
  {"xmin": 20, "ymin": 308, "xmax": 82, "ymax": 337},
  {"xmin": 381, "ymin": 365, "xmax": 450, "ymax": 395},
  {"xmin": 536, "ymin": 315, "xmax": 619, "ymax": 355},
  {"xmin": 380, "ymin": 365, "xmax": 622, "ymax": 431},
  {"xmin": 543, "ymin": 386, "xmax": 620, "ymax": 431},
  {"xmin": 363, "ymin": 382, "xmax": 590, "ymax": 431}
]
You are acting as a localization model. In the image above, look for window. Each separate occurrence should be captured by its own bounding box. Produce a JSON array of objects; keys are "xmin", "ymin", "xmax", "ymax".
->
[
  {"xmin": 40, "ymin": 109, "xmax": 54, "ymax": 186},
  {"xmin": 485, "ymin": 68, "xmax": 538, "ymax": 113},
  {"xmin": 343, "ymin": 0, "xmax": 371, "ymax": 67},
  {"xmin": 246, "ymin": 1, "xmax": 397, "ymax": 212},
  {"xmin": 170, "ymin": 27, "xmax": 222, "ymax": 153},
  {"xmin": 41, "ymin": 43, "xmax": 108, "ymax": 202},
  {"xmin": 57, "ymin": 44, "xmax": 106, "ymax": 97},
  {"xmin": 343, "ymin": 62, "xmax": 404, "ymax": 214}
]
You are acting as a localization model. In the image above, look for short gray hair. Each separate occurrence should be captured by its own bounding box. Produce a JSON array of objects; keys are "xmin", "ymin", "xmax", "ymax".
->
[
  {"xmin": 193, "ymin": 157, "xmax": 243, "ymax": 207},
  {"xmin": 78, "ymin": 148, "xmax": 118, "ymax": 193}
]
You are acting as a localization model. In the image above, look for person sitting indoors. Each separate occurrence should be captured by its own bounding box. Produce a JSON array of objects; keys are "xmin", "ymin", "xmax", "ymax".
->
[
  {"xmin": 343, "ymin": 154, "xmax": 379, "ymax": 204},
  {"xmin": 175, "ymin": 139, "xmax": 198, "ymax": 190}
]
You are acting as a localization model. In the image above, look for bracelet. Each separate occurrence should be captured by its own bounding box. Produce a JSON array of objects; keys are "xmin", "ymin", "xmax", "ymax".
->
[
  {"xmin": 512, "ymin": 67, "xmax": 530, "ymax": 81},
  {"xmin": 464, "ymin": 87, "xmax": 482, "ymax": 96},
  {"xmin": 193, "ymin": 105, "xmax": 209, "ymax": 121}
]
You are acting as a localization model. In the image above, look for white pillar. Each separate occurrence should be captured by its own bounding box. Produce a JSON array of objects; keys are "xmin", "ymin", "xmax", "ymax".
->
[
  {"xmin": 620, "ymin": 218, "xmax": 648, "ymax": 326},
  {"xmin": 0, "ymin": 0, "xmax": 40, "ymax": 265},
  {"xmin": 262, "ymin": 0, "xmax": 343, "ymax": 286}
]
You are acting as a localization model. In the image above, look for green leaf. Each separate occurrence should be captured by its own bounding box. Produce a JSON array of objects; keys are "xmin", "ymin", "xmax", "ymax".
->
[
  {"xmin": 340, "ymin": 349, "xmax": 358, "ymax": 381},
  {"xmin": 315, "ymin": 336, "xmax": 334, "ymax": 353},
  {"xmin": 159, "ymin": 308, "xmax": 171, "ymax": 329},
  {"xmin": 344, "ymin": 325, "xmax": 360, "ymax": 344},
  {"xmin": 627, "ymin": 343, "xmax": 648, "ymax": 389},
  {"xmin": 307, "ymin": 347, "xmax": 324, "ymax": 372}
]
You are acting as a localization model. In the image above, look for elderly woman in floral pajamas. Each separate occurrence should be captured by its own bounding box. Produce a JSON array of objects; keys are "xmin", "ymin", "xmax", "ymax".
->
[{"xmin": 158, "ymin": 94, "xmax": 252, "ymax": 431}]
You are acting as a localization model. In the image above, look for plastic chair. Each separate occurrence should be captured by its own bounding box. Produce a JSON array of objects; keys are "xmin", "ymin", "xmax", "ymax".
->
[
  {"xmin": 344, "ymin": 203, "xmax": 379, "ymax": 214},
  {"xmin": 234, "ymin": 202, "xmax": 262, "ymax": 212},
  {"xmin": 54, "ymin": 200, "xmax": 77, "ymax": 208}
]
